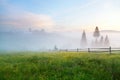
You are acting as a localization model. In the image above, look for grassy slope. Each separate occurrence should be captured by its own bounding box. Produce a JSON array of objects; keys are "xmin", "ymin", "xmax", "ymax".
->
[{"xmin": 0, "ymin": 52, "xmax": 120, "ymax": 80}]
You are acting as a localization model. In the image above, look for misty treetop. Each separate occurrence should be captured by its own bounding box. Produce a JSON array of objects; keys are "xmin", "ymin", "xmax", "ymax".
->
[{"xmin": 93, "ymin": 26, "xmax": 100, "ymax": 38}]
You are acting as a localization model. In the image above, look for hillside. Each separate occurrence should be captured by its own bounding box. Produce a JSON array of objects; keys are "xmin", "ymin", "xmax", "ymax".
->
[{"xmin": 101, "ymin": 30, "xmax": 120, "ymax": 33}]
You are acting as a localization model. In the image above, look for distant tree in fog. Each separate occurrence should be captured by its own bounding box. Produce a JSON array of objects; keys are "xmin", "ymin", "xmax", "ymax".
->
[
  {"xmin": 93, "ymin": 26, "xmax": 100, "ymax": 39},
  {"xmin": 104, "ymin": 35, "xmax": 110, "ymax": 47},
  {"xmin": 29, "ymin": 28, "xmax": 32, "ymax": 32},
  {"xmin": 41, "ymin": 29, "xmax": 45, "ymax": 33},
  {"xmin": 99, "ymin": 36, "xmax": 104, "ymax": 47},
  {"xmin": 81, "ymin": 30, "xmax": 87, "ymax": 47},
  {"xmin": 93, "ymin": 26, "xmax": 100, "ymax": 47},
  {"xmin": 54, "ymin": 45, "xmax": 58, "ymax": 51}
]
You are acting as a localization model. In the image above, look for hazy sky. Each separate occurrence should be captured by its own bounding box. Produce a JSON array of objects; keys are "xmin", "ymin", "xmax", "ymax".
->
[{"xmin": 0, "ymin": 0, "xmax": 120, "ymax": 32}]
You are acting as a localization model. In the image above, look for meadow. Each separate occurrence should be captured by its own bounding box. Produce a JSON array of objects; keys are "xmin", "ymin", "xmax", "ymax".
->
[{"xmin": 0, "ymin": 51, "xmax": 120, "ymax": 80}]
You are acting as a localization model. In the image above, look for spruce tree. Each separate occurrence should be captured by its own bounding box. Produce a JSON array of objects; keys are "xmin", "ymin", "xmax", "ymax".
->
[
  {"xmin": 99, "ymin": 36, "xmax": 104, "ymax": 47},
  {"xmin": 54, "ymin": 45, "xmax": 58, "ymax": 51},
  {"xmin": 81, "ymin": 30, "xmax": 87, "ymax": 48},
  {"xmin": 104, "ymin": 35, "xmax": 110, "ymax": 47},
  {"xmin": 93, "ymin": 26, "xmax": 100, "ymax": 38},
  {"xmin": 93, "ymin": 26, "xmax": 100, "ymax": 47}
]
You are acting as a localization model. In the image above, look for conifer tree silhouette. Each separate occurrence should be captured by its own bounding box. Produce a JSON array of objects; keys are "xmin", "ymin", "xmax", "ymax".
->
[{"xmin": 81, "ymin": 30, "xmax": 87, "ymax": 48}]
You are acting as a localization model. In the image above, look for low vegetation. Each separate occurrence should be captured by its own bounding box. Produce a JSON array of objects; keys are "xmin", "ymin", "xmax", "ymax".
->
[{"xmin": 0, "ymin": 51, "xmax": 120, "ymax": 80}]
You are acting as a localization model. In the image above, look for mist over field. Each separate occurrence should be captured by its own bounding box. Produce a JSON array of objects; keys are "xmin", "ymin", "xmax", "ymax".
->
[
  {"xmin": 0, "ymin": 29, "xmax": 120, "ymax": 51},
  {"xmin": 0, "ymin": 0, "xmax": 120, "ymax": 51}
]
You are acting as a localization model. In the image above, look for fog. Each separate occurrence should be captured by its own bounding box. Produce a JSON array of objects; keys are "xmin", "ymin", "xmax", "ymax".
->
[{"xmin": 0, "ymin": 30, "xmax": 120, "ymax": 51}]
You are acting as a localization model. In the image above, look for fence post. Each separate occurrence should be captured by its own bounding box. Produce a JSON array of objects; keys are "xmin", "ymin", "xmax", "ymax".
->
[
  {"xmin": 109, "ymin": 46, "xmax": 111, "ymax": 54},
  {"xmin": 88, "ymin": 48, "xmax": 90, "ymax": 53}
]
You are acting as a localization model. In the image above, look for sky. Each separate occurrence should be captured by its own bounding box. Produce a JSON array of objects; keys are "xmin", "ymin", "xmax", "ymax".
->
[{"xmin": 0, "ymin": 0, "xmax": 120, "ymax": 32}]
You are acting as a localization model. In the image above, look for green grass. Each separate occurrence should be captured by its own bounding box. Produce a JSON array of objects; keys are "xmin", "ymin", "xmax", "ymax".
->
[{"xmin": 0, "ymin": 51, "xmax": 120, "ymax": 80}]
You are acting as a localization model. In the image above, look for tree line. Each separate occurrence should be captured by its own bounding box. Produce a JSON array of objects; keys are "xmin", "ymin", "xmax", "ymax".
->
[{"xmin": 81, "ymin": 26, "xmax": 110, "ymax": 48}]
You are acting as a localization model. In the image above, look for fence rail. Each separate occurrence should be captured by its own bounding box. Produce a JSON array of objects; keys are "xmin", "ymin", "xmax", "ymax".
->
[{"xmin": 58, "ymin": 47, "xmax": 120, "ymax": 54}]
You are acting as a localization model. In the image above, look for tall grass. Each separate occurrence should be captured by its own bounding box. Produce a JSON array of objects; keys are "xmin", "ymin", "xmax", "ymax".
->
[{"xmin": 0, "ymin": 52, "xmax": 120, "ymax": 80}]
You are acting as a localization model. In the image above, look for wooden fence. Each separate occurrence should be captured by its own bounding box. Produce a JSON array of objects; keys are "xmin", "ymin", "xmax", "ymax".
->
[{"xmin": 59, "ymin": 47, "xmax": 120, "ymax": 54}]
